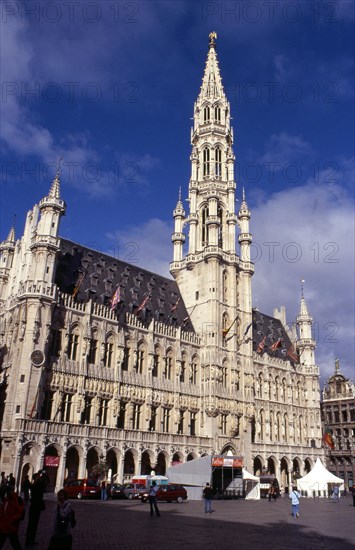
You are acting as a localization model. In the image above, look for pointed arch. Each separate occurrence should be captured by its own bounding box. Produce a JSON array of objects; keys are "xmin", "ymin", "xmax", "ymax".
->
[
  {"xmin": 215, "ymin": 145, "xmax": 222, "ymax": 177},
  {"xmin": 203, "ymin": 147, "xmax": 210, "ymax": 176}
]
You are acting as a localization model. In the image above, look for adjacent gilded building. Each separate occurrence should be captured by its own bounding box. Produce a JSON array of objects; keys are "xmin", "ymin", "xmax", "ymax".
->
[
  {"xmin": 321, "ymin": 360, "xmax": 355, "ymax": 490},
  {"xmin": 0, "ymin": 34, "xmax": 325, "ymax": 492}
]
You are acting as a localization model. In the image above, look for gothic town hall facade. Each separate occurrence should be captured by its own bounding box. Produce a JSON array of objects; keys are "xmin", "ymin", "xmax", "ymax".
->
[{"xmin": 0, "ymin": 35, "xmax": 324, "ymax": 491}]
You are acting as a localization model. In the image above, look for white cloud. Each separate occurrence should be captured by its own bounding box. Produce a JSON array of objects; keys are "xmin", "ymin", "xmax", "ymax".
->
[
  {"xmin": 250, "ymin": 162, "xmax": 354, "ymax": 384},
  {"xmin": 106, "ymin": 218, "xmax": 173, "ymax": 277},
  {"xmin": 255, "ymin": 132, "xmax": 314, "ymax": 168}
]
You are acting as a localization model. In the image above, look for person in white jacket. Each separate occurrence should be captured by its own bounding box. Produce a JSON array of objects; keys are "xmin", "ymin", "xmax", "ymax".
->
[{"xmin": 289, "ymin": 486, "xmax": 301, "ymax": 518}]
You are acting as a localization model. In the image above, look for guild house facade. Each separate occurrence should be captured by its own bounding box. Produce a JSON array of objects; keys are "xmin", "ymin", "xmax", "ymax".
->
[{"xmin": 0, "ymin": 34, "xmax": 324, "ymax": 492}]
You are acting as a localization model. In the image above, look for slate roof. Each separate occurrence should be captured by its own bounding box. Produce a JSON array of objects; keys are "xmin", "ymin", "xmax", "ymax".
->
[
  {"xmin": 55, "ymin": 238, "xmax": 194, "ymax": 331},
  {"xmin": 252, "ymin": 309, "xmax": 298, "ymax": 365},
  {"xmin": 55, "ymin": 239, "xmax": 298, "ymax": 364}
]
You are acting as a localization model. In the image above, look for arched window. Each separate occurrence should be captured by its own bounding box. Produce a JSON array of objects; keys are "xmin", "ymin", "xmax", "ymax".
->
[
  {"xmin": 204, "ymin": 105, "xmax": 210, "ymax": 123},
  {"xmin": 104, "ymin": 334, "xmax": 114, "ymax": 368},
  {"xmin": 215, "ymin": 105, "xmax": 221, "ymax": 122},
  {"xmin": 215, "ymin": 146, "xmax": 222, "ymax": 177},
  {"xmin": 136, "ymin": 341, "xmax": 146, "ymax": 374},
  {"xmin": 122, "ymin": 338, "xmax": 131, "ymax": 371},
  {"xmin": 68, "ymin": 325, "xmax": 80, "ymax": 361},
  {"xmin": 201, "ymin": 204, "xmax": 208, "ymax": 246},
  {"xmin": 165, "ymin": 348, "xmax": 173, "ymax": 380},
  {"xmin": 222, "ymin": 270, "xmax": 228, "ymax": 303},
  {"xmin": 203, "ymin": 147, "xmax": 210, "ymax": 176}
]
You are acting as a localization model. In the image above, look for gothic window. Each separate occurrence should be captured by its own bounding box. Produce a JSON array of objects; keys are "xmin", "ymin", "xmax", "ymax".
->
[
  {"xmin": 275, "ymin": 376, "xmax": 279, "ymax": 401},
  {"xmin": 203, "ymin": 105, "xmax": 210, "ymax": 123},
  {"xmin": 122, "ymin": 339, "xmax": 131, "ymax": 371},
  {"xmin": 116, "ymin": 402, "xmax": 126, "ymax": 429},
  {"xmin": 41, "ymin": 391, "xmax": 54, "ymax": 420},
  {"xmin": 136, "ymin": 341, "xmax": 146, "ymax": 374},
  {"xmin": 162, "ymin": 407, "xmax": 170, "ymax": 432},
  {"xmin": 104, "ymin": 338, "xmax": 114, "ymax": 368},
  {"xmin": 82, "ymin": 396, "xmax": 93, "ymax": 425},
  {"xmin": 221, "ymin": 362, "xmax": 228, "ymax": 387},
  {"xmin": 201, "ymin": 205, "xmax": 208, "ymax": 245},
  {"xmin": 190, "ymin": 356, "xmax": 198, "ymax": 385},
  {"xmin": 165, "ymin": 349, "xmax": 173, "ymax": 380},
  {"xmin": 180, "ymin": 353, "xmax": 186, "ymax": 383},
  {"xmin": 59, "ymin": 393, "xmax": 72, "ymax": 422},
  {"xmin": 178, "ymin": 410, "xmax": 184, "ymax": 434},
  {"xmin": 99, "ymin": 399, "xmax": 109, "ymax": 426},
  {"xmin": 215, "ymin": 146, "xmax": 222, "ymax": 177},
  {"xmin": 221, "ymin": 414, "xmax": 227, "ymax": 435},
  {"xmin": 190, "ymin": 411, "xmax": 197, "ymax": 436},
  {"xmin": 203, "ymin": 147, "xmax": 210, "ymax": 176},
  {"xmin": 132, "ymin": 403, "xmax": 141, "ymax": 430},
  {"xmin": 49, "ymin": 329, "xmax": 61, "ymax": 358},
  {"xmin": 68, "ymin": 327, "xmax": 80, "ymax": 361},
  {"xmin": 222, "ymin": 270, "xmax": 228, "ymax": 303},
  {"xmin": 149, "ymin": 406, "xmax": 157, "ymax": 431},
  {"xmin": 153, "ymin": 345, "xmax": 162, "ymax": 378},
  {"xmin": 218, "ymin": 205, "xmax": 223, "ymax": 247},
  {"xmin": 215, "ymin": 105, "xmax": 221, "ymax": 122},
  {"xmin": 88, "ymin": 330, "xmax": 98, "ymax": 365}
]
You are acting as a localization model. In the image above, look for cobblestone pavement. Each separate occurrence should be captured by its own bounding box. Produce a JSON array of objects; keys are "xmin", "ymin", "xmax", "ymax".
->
[{"xmin": 11, "ymin": 494, "xmax": 354, "ymax": 550}]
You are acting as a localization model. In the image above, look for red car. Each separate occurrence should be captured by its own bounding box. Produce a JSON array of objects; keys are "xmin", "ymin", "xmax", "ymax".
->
[
  {"xmin": 63, "ymin": 479, "xmax": 101, "ymax": 499},
  {"xmin": 141, "ymin": 484, "xmax": 187, "ymax": 503}
]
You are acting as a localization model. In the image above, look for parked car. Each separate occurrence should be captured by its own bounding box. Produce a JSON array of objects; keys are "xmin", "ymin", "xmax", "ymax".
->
[
  {"xmin": 141, "ymin": 484, "xmax": 187, "ymax": 503},
  {"xmin": 63, "ymin": 478, "xmax": 100, "ymax": 499},
  {"xmin": 110, "ymin": 483, "xmax": 126, "ymax": 499},
  {"xmin": 122, "ymin": 483, "xmax": 147, "ymax": 499}
]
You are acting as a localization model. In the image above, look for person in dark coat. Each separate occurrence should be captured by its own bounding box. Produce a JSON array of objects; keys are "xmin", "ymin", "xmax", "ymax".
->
[
  {"xmin": 25, "ymin": 472, "xmax": 46, "ymax": 546},
  {"xmin": 21, "ymin": 476, "xmax": 31, "ymax": 504},
  {"xmin": 0, "ymin": 486, "xmax": 25, "ymax": 549}
]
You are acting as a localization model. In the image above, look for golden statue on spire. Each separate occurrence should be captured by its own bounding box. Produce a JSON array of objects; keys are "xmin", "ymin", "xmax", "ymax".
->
[{"xmin": 209, "ymin": 31, "xmax": 217, "ymax": 46}]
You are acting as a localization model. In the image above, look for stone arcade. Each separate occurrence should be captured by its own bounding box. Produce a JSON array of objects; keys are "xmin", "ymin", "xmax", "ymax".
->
[{"xmin": 0, "ymin": 34, "xmax": 324, "ymax": 491}]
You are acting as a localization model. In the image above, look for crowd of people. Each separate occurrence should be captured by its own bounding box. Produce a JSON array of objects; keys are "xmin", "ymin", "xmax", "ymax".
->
[{"xmin": 0, "ymin": 471, "xmax": 74, "ymax": 550}]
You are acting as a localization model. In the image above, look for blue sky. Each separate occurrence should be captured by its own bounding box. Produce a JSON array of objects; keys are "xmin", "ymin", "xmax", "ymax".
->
[{"xmin": 1, "ymin": 0, "xmax": 354, "ymax": 384}]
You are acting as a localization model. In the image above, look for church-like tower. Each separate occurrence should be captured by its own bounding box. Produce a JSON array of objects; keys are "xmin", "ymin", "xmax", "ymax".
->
[{"xmin": 170, "ymin": 32, "xmax": 254, "ymax": 347}]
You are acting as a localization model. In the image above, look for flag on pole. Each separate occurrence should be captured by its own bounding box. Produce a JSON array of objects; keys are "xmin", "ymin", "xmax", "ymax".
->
[
  {"xmin": 256, "ymin": 335, "xmax": 266, "ymax": 354},
  {"xmin": 242, "ymin": 322, "xmax": 252, "ymax": 339},
  {"xmin": 323, "ymin": 427, "xmax": 335, "ymax": 449},
  {"xmin": 110, "ymin": 286, "xmax": 121, "ymax": 310},
  {"xmin": 181, "ymin": 316, "xmax": 190, "ymax": 328},
  {"xmin": 72, "ymin": 271, "xmax": 85, "ymax": 298},
  {"xmin": 171, "ymin": 298, "xmax": 180, "ymax": 313},
  {"xmin": 269, "ymin": 339, "xmax": 282, "ymax": 352},
  {"xmin": 135, "ymin": 292, "xmax": 151, "ymax": 315},
  {"xmin": 223, "ymin": 315, "xmax": 238, "ymax": 337},
  {"xmin": 287, "ymin": 344, "xmax": 298, "ymax": 362}
]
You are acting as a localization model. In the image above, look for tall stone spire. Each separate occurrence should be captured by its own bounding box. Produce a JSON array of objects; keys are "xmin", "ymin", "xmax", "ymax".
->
[
  {"xmin": 48, "ymin": 170, "xmax": 61, "ymax": 200},
  {"xmin": 296, "ymin": 281, "xmax": 316, "ymax": 367}
]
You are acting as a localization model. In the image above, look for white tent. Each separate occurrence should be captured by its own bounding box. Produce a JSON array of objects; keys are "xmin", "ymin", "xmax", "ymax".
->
[
  {"xmin": 297, "ymin": 458, "xmax": 344, "ymax": 497},
  {"xmin": 243, "ymin": 469, "xmax": 260, "ymax": 500}
]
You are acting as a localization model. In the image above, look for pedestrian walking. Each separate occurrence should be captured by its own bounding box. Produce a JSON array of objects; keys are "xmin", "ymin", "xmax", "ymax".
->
[
  {"xmin": 202, "ymin": 483, "xmax": 213, "ymax": 513},
  {"xmin": 47, "ymin": 490, "xmax": 73, "ymax": 550},
  {"xmin": 0, "ymin": 474, "xmax": 7, "ymax": 502},
  {"xmin": 0, "ymin": 485, "xmax": 25, "ymax": 550},
  {"xmin": 289, "ymin": 486, "xmax": 301, "ymax": 518},
  {"xmin": 21, "ymin": 476, "xmax": 31, "ymax": 504},
  {"xmin": 332, "ymin": 485, "xmax": 340, "ymax": 502},
  {"xmin": 100, "ymin": 480, "xmax": 107, "ymax": 501},
  {"xmin": 268, "ymin": 483, "xmax": 274, "ymax": 502},
  {"xmin": 25, "ymin": 472, "xmax": 47, "ymax": 546},
  {"xmin": 148, "ymin": 481, "xmax": 160, "ymax": 517}
]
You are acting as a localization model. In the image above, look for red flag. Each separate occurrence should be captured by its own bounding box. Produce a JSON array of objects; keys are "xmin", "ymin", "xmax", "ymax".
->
[
  {"xmin": 287, "ymin": 344, "xmax": 298, "ymax": 362},
  {"xmin": 171, "ymin": 298, "xmax": 180, "ymax": 313},
  {"xmin": 72, "ymin": 271, "xmax": 85, "ymax": 298},
  {"xmin": 269, "ymin": 339, "xmax": 282, "ymax": 352},
  {"xmin": 323, "ymin": 427, "xmax": 335, "ymax": 449},
  {"xmin": 110, "ymin": 286, "xmax": 121, "ymax": 310},
  {"xmin": 256, "ymin": 335, "xmax": 266, "ymax": 354},
  {"xmin": 136, "ymin": 293, "xmax": 151, "ymax": 315}
]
